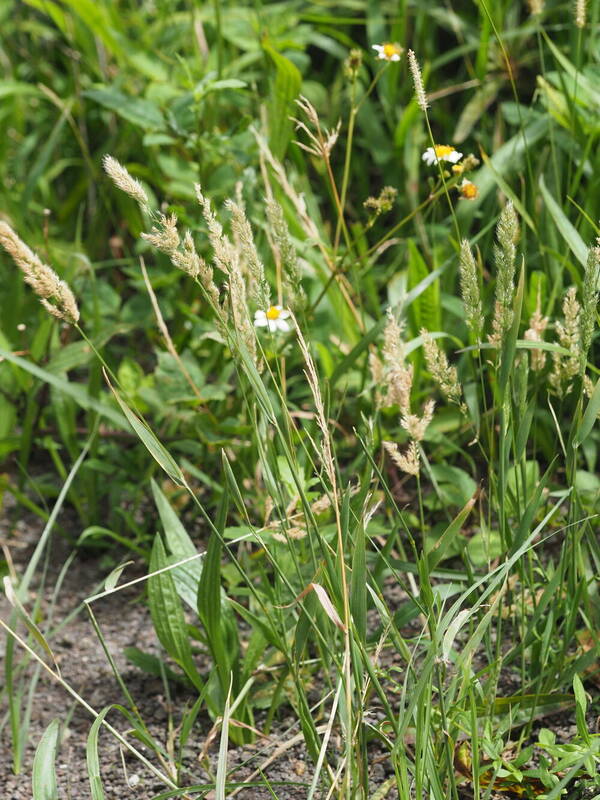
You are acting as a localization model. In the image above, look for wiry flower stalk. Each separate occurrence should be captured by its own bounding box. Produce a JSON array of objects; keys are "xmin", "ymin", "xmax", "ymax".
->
[
  {"xmin": 407, "ymin": 49, "xmax": 429, "ymax": 112},
  {"xmin": 489, "ymin": 202, "xmax": 520, "ymax": 348},
  {"xmin": 102, "ymin": 155, "xmax": 149, "ymax": 210},
  {"xmin": 458, "ymin": 240, "xmax": 483, "ymax": 340},
  {"xmin": 0, "ymin": 222, "xmax": 79, "ymax": 324},
  {"xmin": 421, "ymin": 329, "xmax": 464, "ymax": 408}
]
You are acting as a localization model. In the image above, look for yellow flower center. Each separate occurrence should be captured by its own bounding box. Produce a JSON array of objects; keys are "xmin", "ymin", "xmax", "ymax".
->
[
  {"xmin": 266, "ymin": 306, "xmax": 281, "ymax": 320},
  {"xmin": 460, "ymin": 181, "xmax": 478, "ymax": 199},
  {"xmin": 383, "ymin": 43, "xmax": 401, "ymax": 58},
  {"xmin": 434, "ymin": 145, "xmax": 455, "ymax": 158}
]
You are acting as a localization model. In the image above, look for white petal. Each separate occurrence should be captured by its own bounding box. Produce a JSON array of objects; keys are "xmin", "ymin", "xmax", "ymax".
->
[
  {"xmin": 255, "ymin": 310, "xmax": 267, "ymax": 320},
  {"xmin": 266, "ymin": 319, "xmax": 278, "ymax": 332},
  {"xmin": 278, "ymin": 309, "xmax": 291, "ymax": 319},
  {"xmin": 372, "ymin": 45, "xmax": 384, "ymax": 53},
  {"xmin": 391, "ymin": 53, "xmax": 401, "ymax": 61},
  {"xmin": 276, "ymin": 319, "xmax": 291, "ymax": 332},
  {"xmin": 254, "ymin": 316, "xmax": 268, "ymax": 327},
  {"xmin": 447, "ymin": 150, "xmax": 463, "ymax": 163}
]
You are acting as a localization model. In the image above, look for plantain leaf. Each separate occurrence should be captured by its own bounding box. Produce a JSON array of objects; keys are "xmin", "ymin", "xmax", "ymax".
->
[
  {"xmin": 86, "ymin": 707, "xmax": 113, "ymax": 800},
  {"xmin": 148, "ymin": 534, "xmax": 202, "ymax": 690},
  {"xmin": 263, "ymin": 41, "xmax": 301, "ymax": 159},
  {"xmin": 32, "ymin": 719, "xmax": 60, "ymax": 800}
]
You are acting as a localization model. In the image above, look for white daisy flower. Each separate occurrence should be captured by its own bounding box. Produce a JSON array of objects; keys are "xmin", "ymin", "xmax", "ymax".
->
[
  {"xmin": 254, "ymin": 305, "xmax": 291, "ymax": 333},
  {"xmin": 372, "ymin": 42, "xmax": 403, "ymax": 62},
  {"xmin": 422, "ymin": 145, "xmax": 463, "ymax": 166}
]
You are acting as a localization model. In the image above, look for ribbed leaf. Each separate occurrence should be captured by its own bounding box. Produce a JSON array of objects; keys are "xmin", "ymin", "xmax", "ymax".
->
[
  {"xmin": 32, "ymin": 720, "xmax": 60, "ymax": 800},
  {"xmin": 148, "ymin": 534, "xmax": 202, "ymax": 690}
]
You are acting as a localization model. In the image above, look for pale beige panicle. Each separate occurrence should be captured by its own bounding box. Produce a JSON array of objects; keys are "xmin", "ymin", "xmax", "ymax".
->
[
  {"xmin": 575, "ymin": 0, "xmax": 587, "ymax": 28},
  {"xmin": 142, "ymin": 213, "xmax": 180, "ymax": 256},
  {"xmin": 384, "ymin": 440, "xmax": 420, "ymax": 477},
  {"xmin": 580, "ymin": 238, "xmax": 600, "ymax": 365},
  {"xmin": 311, "ymin": 493, "xmax": 332, "ymax": 515},
  {"xmin": 407, "ymin": 49, "xmax": 428, "ymax": 112},
  {"xmin": 266, "ymin": 198, "xmax": 305, "ymax": 308},
  {"xmin": 382, "ymin": 309, "xmax": 413, "ymax": 413},
  {"xmin": 489, "ymin": 201, "xmax": 519, "ymax": 347},
  {"xmin": 421, "ymin": 329, "xmax": 463, "ymax": 407},
  {"xmin": 102, "ymin": 155, "xmax": 149, "ymax": 209},
  {"xmin": 550, "ymin": 287, "xmax": 581, "ymax": 396},
  {"xmin": 524, "ymin": 291, "xmax": 549, "ymax": 372},
  {"xmin": 459, "ymin": 239, "xmax": 483, "ymax": 339},
  {"xmin": 294, "ymin": 316, "xmax": 336, "ymax": 488},
  {"xmin": 225, "ymin": 199, "xmax": 270, "ymax": 310},
  {"xmin": 0, "ymin": 221, "xmax": 79, "ymax": 324},
  {"xmin": 401, "ymin": 399, "xmax": 435, "ymax": 442},
  {"xmin": 527, "ymin": 0, "xmax": 544, "ymax": 14}
]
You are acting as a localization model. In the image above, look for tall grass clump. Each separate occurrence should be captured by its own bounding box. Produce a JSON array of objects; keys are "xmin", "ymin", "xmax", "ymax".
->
[{"xmin": 1, "ymin": 2, "xmax": 599, "ymax": 799}]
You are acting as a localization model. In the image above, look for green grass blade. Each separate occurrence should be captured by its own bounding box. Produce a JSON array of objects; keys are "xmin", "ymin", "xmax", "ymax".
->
[
  {"xmin": 86, "ymin": 706, "xmax": 113, "ymax": 800},
  {"xmin": 0, "ymin": 349, "xmax": 125, "ymax": 428},
  {"xmin": 539, "ymin": 175, "xmax": 588, "ymax": 268},
  {"xmin": 105, "ymin": 369, "xmax": 185, "ymax": 486},
  {"xmin": 32, "ymin": 719, "xmax": 60, "ymax": 800}
]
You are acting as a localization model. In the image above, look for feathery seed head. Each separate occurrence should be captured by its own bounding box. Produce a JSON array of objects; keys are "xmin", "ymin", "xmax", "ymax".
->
[
  {"xmin": 384, "ymin": 440, "xmax": 420, "ymax": 477},
  {"xmin": 421, "ymin": 329, "xmax": 463, "ymax": 407},
  {"xmin": 459, "ymin": 240, "xmax": 483, "ymax": 340},
  {"xmin": 103, "ymin": 155, "xmax": 149, "ymax": 210},
  {"xmin": 0, "ymin": 222, "xmax": 79, "ymax": 324},
  {"xmin": 407, "ymin": 50, "xmax": 429, "ymax": 112}
]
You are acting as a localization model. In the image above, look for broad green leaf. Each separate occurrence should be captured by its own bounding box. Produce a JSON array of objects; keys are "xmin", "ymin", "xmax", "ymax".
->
[
  {"xmin": 428, "ymin": 492, "xmax": 476, "ymax": 570},
  {"xmin": 0, "ymin": 349, "xmax": 126, "ymax": 428},
  {"xmin": 151, "ymin": 480, "xmax": 197, "ymax": 560},
  {"xmin": 84, "ymin": 88, "xmax": 165, "ymax": 131},
  {"xmin": 151, "ymin": 480, "xmax": 202, "ymax": 609},
  {"xmin": 53, "ymin": 0, "xmax": 125, "ymax": 58},
  {"xmin": 263, "ymin": 41, "xmax": 301, "ymax": 158},
  {"xmin": 148, "ymin": 534, "xmax": 202, "ymax": 690},
  {"xmin": 539, "ymin": 175, "xmax": 588, "ymax": 268},
  {"xmin": 86, "ymin": 707, "xmax": 113, "ymax": 800},
  {"xmin": 32, "ymin": 719, "xmax": 60, "ymax": 800},
  {"xmin": 123, "ymin": 648, "xmax": 188, "ymax": 686},
  {"xmin": 0, "ymin": 80, "xmax": 43, "ymax": 99},
  {"xmin": 407, "ymin": 239, "xmax": 440, "ymax": 334}
]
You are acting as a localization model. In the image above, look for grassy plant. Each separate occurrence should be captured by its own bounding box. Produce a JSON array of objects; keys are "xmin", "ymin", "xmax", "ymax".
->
[{"xmin": 1, "ymin": 1, "xmax": 600, "ymax": 798}]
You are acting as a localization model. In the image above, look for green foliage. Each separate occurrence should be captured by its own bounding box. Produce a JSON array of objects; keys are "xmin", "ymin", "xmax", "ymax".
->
[{"xmin": 1, "ymin": 0, "xmax": 599, "ymax": 798}]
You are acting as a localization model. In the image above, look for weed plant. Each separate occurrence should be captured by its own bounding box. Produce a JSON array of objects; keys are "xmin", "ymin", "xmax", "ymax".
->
[{"xmin": 1, "ymin": 1, "xmax": 599, "ymax": 799}]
